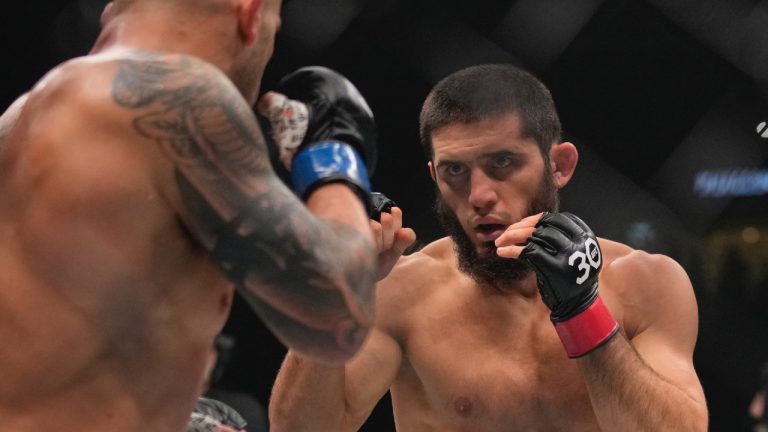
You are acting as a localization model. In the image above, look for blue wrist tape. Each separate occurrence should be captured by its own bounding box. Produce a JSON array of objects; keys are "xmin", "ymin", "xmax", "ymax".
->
[{"xmin": 290, "ymin": 141, "xmax": 372, "ymax": 201}]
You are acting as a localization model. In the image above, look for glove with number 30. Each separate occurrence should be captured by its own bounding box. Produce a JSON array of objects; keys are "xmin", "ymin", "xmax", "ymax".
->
[{"xmin": 521, "ymin": 212, "xmax": 619, "ymax": 358}]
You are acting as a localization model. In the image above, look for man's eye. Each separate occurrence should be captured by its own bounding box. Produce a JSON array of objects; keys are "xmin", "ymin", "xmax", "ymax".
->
[
  {"xmin": 446, "ymin": 164, "xmax": 467, "ymax": 176},
  {"xmin": 492, "ymin": 155, "xmax": 513, "ymax": 168}
]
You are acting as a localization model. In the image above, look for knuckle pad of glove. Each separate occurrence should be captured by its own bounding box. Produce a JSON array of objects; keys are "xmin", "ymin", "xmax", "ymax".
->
[
  {"xmin": 530, "ymin": 226, "xmax": 570, "ymax": 253},
  {"xmin": 562, "ymin": 212, "xmax": 593, "ymax": 234},
  {"xmin": 275, "ymin": 66, "xmax": 378, "ymax": 174},
  {"xmin": 539, "ymin": 212, "xmax": 582, "ymax": 238},
  {"xmin": 528, "ymin": 212, "xmax": 602, "ymax": 320}
]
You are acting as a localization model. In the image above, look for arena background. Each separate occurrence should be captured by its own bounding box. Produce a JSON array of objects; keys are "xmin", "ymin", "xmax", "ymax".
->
[{"xmin": 3, "ymin": 0, "xmax": 768, "ymax": 430}]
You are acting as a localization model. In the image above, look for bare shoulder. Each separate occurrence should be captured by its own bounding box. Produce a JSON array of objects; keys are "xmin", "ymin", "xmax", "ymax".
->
[
  {"xmin": 599, "ymin": 238, "xmax": 690, "ymax": 289},
  {"xmin": 382, "ymin": 237, "xmax": 456, "ymax": 290},
  {"xmin": 0, "ymin": 94, "xmax": 29, "ymax": 149},
  {"xmin": 597, "ymin": 238, "xmax": 696, "ymax": 337},
  {"xmin": 375, "ymin": 238, "xmax": 457, "ymax": 329},
  {"xmin": 25, "ymin": 50, "xmax": 230, "ymax": 121}
]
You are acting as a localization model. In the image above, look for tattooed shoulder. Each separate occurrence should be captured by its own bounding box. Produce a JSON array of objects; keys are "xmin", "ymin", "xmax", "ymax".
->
[{"xmin": 111, "ymin": 50, "xmax": 271, "ymax": 178}]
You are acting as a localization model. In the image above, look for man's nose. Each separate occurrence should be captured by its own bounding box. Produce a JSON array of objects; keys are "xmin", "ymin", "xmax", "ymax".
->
[{"xmin": 467, "ymin": 169, "xmax": 498, "ymax": 212}]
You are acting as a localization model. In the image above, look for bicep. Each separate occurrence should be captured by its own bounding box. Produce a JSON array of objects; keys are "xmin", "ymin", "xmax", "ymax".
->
[
  {"xmin": 344, "ymin": 327, "xmax": 403, "ymax": 428},
  {"xmin": 111, "ymin": 53, "xmax": 376, "ymax": 361}
]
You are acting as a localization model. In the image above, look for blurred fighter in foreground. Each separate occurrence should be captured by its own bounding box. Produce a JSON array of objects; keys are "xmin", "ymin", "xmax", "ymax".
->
[
  {"xmin": 269, "ymin": 64, "xmax": 709, "ymax": 431},
  {"xmin": 0, "ymin": 0, "xmax": 389, "ymax": 430}
]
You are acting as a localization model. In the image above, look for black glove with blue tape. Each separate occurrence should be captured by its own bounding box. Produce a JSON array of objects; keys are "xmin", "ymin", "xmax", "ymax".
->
[{"xmin": 258, "ymin": 66, "xmax": 377, "ymax": 210}]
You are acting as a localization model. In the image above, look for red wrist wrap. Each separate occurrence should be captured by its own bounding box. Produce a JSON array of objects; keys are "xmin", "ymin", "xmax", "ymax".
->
[{"xmin": 554, "ymin": 296, "xmax": 619, "ymax": 358}]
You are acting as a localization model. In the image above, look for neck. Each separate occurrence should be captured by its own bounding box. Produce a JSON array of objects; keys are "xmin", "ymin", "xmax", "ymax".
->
[
  {"xmin": 91, "ymin": 8, "xmax": 239, "ymax": 76},
  {"xmin": 478, "ymin": 272, "xmax": 539, "ymax": 298}
]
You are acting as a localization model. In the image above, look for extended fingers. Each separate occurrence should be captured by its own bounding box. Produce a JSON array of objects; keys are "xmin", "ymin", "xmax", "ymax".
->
[
  {"xmin": 370, "ymin": 207, "xmax": 405, "ymax": 252},
  {"xmin": 496, "ymin": 244, "xmax": 526, "ymax": 259},
  {"xmin": 494, "ymin": 213, "xmax": 544, "ymax": 258},
  {"xmin": 394, "ymin": 226, "xmax": 417, "ymax": 253},
  {"xmin": 495, "ymin": 226, "xmax": 534, "ymax": 259},
  {"xmin": 495, "ymin": 225, "xmax": 536, "ymax": 247},
  {"xmin": 256, "ymin": 91, "xmax": 283, "ymax": 116}
]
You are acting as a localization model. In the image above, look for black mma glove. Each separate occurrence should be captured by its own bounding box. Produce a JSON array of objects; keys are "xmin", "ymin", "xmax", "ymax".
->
[
  {"xmin": 262, "ymin": 66, "xmax": 377, "ymax": 210},
  {"xmin": 521, "ymin": 212, "xmax": 619, "ymax": 358},
  {"xmin": 369, "ymin": 192, "xmax": 396, "ymax": 223}
]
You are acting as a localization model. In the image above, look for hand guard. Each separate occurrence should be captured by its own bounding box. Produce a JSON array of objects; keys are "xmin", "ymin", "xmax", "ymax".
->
[
  {"xmin": 272, "ymin": 66, "xmax": 378, "ymax": 209},
  {"xmin": 369, "ymin": 192, "xmax": 396, "ymax": 222},
  {"xmin": 521, "ymin": 212, "xmax": 619, "ymax": 358}
]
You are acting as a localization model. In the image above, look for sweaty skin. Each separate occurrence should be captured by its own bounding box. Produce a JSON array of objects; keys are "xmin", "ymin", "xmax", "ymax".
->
[
  {"xmin": 0, "ymin": 55, "xmax": 233, "ymax": 431},
  {"xmin": 367, "ymin": 237, "xmax": 693, "ymax": 431},
  {"xmin": 269, "ymin": 113, "xmax": 707, "ymax": 432},
  {"xmin": 0, "ymin": 0, "xmax": 379, "ymax": 429}
]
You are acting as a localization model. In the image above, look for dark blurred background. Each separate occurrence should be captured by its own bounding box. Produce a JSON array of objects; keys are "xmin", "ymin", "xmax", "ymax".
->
[{"xmin": 3, "ymin": 0, "xmax": 768, "ymax": 430}]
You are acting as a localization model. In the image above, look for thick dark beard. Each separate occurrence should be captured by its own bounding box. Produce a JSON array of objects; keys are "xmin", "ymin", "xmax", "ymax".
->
[{"xmin": 435, "ymin": 168, "xmax": 560, "ymax": 290}]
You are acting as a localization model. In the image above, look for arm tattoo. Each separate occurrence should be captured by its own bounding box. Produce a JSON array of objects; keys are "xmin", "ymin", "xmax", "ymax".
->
[{"xmin": 112, "ymin": 52, "xmax": 376, "ymax": 359}]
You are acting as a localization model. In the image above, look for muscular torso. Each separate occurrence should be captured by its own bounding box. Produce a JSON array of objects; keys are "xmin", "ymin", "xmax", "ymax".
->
[
  {"xmin": 382, "ymin": 238, "xmax": 633, "ymax": 431},
  {"xmin": 0, "ymin": 56, "xmax": 232, "ymax": 431}
]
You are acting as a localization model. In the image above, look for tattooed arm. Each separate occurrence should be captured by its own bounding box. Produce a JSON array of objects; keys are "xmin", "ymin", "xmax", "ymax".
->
[{"xmin": 112, "ymin": 52, "xmax": 376, "ymax": 363}]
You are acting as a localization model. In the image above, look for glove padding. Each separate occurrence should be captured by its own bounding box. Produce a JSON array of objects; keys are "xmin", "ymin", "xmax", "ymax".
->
[
  {"xmin": 262, "ymin": 66, "xmax": 377, "ymax": 208},
  {"xmin": 521, "ymin": 212, "xmax": 602, "ymax": 321},
  {"xmin": 273, "ymin": 66, "xmax": 378, "ymax": 173},
  {"xmin": 521, "ymin": 212, "xmax": 618, "ymax": 357}
]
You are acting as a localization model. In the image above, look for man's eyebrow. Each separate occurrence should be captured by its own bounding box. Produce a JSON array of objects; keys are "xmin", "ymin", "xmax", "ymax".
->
[
  {"xmin": 434, "ymin": 158, "xmax": 457, "ymax": 165},
  {"xmin": 485, "ymin": 149, "xmax": 523, "ymax": 157},
  {"xmin": 483, "ymin": 149, "xmax": 530, "ymax": 160},
  {"xmin": 434, "ymin": 158, "xmax": 463, "ymax": 169},
  {"xmin": 435, "ymin": 149, "xmax": 525, "ymax": 164}
]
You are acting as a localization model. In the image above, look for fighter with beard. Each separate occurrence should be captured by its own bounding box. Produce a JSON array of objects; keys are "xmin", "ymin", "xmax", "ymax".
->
[{"xmin": 268, "ymin": 64, "xmax": 708, "ymax": 431}]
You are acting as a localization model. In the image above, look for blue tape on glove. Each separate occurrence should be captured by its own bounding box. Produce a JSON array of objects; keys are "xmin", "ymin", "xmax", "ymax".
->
[{"xmin": 290, "ymin": 141, "xmax": 371, "ymax": 200}]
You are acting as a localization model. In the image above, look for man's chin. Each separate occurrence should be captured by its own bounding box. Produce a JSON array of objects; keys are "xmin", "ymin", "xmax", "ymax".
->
[
  {"xmin": 435, "ymin": 198, "xmax": 536, "ymax": 288},
  {"xmin": 454, "ymin": 238, "xmax": 532, "ymax": 287},
  {"xmin": 474, "ymin": 242, "xmax": 496, "ymax": 256}
]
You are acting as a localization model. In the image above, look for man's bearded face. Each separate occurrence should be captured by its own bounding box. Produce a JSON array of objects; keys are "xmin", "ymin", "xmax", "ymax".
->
[{"xmin": 435, "ymin": 164, "xmax": 559, "ymax": 289}]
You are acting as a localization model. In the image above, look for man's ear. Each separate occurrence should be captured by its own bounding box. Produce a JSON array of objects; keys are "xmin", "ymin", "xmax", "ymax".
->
[
  {"xmin": 549, "ymin": 142, "xmax": 578, "ymax": 189},
  {"xmin": 238, "ymin": 0, "xmax": 264, "ymax": 44},
  {"xmin": 428, "ymin": 161, "xmax": 437, "ymax": 182},
  {"xmin": 100, "ymin": 2, "xmax": 114, "ymax": 29}
]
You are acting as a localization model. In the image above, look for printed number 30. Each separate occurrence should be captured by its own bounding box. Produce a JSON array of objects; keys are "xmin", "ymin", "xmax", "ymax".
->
[{"xmin": 567, "ymin": 238, "xmax": 602, "ymax": 285}]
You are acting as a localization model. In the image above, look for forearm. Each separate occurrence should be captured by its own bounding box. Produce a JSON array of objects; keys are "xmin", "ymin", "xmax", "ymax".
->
[
  {"xmin": 578, "ymin": 334, "xmax": 708, "ymax": 431},
  {"xmin": 270, "ymin": 351, "xmax": 352, "ymax": 432},
  {"xmin": 230, "ymin": 183, "xmax": 377, "ymax": 363},
  {"xmin": 111, "ymin": 53, "xmax": 378, "ymax": 362},
  {"xmin": 178, "ymin": 164, "xmax": 376, "ymax": 363},
  {"xmin": 306, "ymin": 183, "xmax": 373, "ymax": 244}
]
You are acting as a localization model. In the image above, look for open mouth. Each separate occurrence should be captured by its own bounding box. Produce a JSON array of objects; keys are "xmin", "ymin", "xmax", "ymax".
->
[
  {"xmin": 476, "ymin": 224, "xmax": 505, "ymax": 234},
  {"xmin": 474, "ymin": 224, "xmax": 507, "ymax": 241}
]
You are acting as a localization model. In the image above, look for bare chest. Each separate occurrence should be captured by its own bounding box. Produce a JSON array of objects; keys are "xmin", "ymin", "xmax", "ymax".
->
[{"xmin": 392, "ymin": 294, "xmax": 599, "ymax": 431}]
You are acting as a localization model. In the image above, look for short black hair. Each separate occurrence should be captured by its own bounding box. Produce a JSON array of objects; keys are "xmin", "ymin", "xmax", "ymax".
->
[{"xmin": 419, "ymin": 64, "xmax": 561, "ymax": 160}]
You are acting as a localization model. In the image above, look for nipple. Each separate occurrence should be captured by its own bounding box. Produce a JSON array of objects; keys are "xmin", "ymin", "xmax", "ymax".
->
[{"xmin": 454, "ymin": 396, "xmax": 473, "ymax": 417}]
